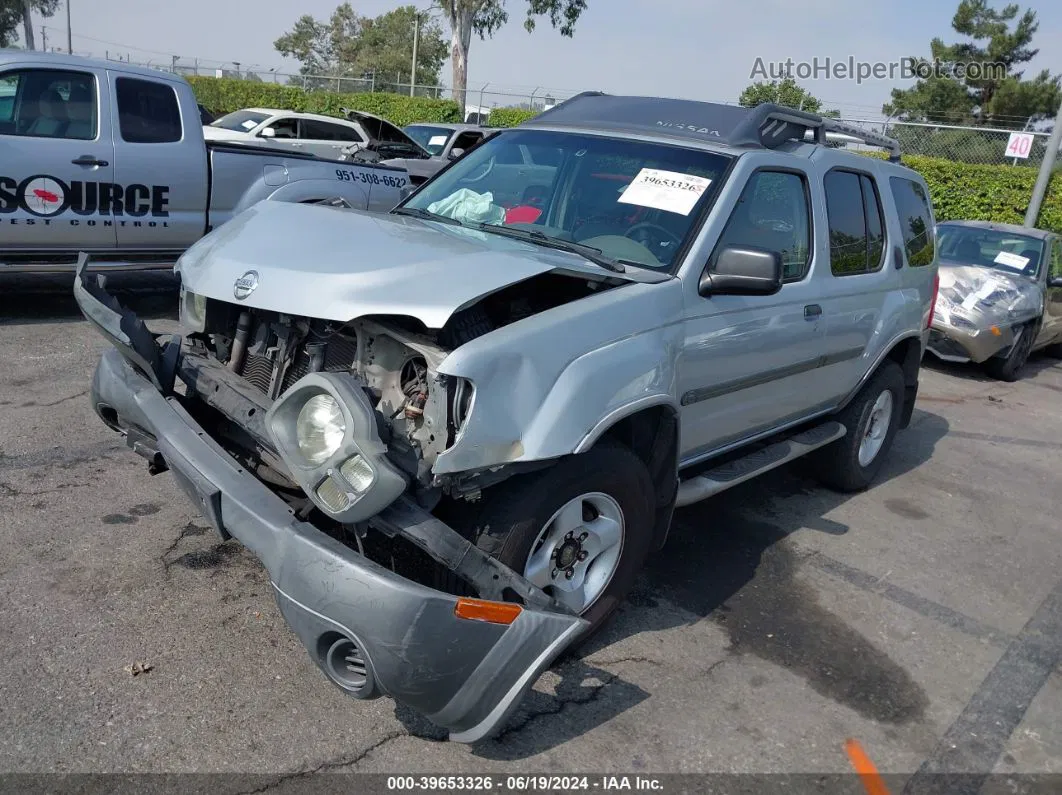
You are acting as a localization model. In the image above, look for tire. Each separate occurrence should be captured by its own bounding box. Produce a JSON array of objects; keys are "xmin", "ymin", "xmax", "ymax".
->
[
  {"xmin": 983, "ymin": 322, "xmax": 1035, "ymax": 382},
  {"xmin": 460, "ymin": 441, "xmax": 655, "ymax": 643},
  {"xmin": 812, "ymin": 361, "xmax": 905, "ymax": 493}
]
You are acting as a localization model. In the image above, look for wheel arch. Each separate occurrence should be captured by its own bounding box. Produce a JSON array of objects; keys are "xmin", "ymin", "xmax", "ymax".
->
[
  {"xmin": 583, "ymin": 401, "xmax": 680, "ymax": 552},
  {"xmin": 841, "ymin": 334, "xmax": 923, "ymax": 430}
]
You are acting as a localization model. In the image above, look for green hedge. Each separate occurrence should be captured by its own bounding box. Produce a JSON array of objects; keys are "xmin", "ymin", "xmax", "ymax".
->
[
  {"xmin": 862, "ymin": 151, "xmax": 1062, "ymax": 234},
  {"xmin": 187, "ymin": 77, "xmax": 461, "ymax": 127},
  {"xmin": 487, "ymin": 107, "xmax": 540, "ymax": 128}
]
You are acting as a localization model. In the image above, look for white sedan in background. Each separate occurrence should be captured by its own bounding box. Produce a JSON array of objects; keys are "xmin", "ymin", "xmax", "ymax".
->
[{"xmin": 204, "ymin": 108, "xmax": 369, "ymax": 159}]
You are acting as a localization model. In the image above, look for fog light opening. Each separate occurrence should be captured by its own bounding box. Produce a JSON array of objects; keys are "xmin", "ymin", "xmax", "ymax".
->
[{"xmin": 322, "ymin": 635, "xmax": 375, "ymax": 697}]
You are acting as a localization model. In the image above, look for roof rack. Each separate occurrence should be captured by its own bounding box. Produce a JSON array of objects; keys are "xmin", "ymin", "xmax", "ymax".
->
[{"xmin": 522, "ymin": 94, "xmax": 901, "ymax": 162}]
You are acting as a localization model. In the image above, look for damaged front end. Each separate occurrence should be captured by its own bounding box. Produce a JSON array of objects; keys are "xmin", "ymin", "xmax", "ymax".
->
[
  {"xmin": 927, "ymin": 264, "xmax": 1044, "ymax": 364},
  {"xmin": 73, "ymin": 255, "xmax": 588, "ymax": 742}
]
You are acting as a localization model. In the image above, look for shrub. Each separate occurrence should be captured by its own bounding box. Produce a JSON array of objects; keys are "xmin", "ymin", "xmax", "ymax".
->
[
  {"xmin": 487, "ymin": 107, "xmax": 539, "ymax": 128},
  {"xmin": 186, "ymin": 77, "xmax": 460, "ymax": 127},
  {"xmin": 861, "ymin": 151, "xmax": 1062, "ymax": 234}
]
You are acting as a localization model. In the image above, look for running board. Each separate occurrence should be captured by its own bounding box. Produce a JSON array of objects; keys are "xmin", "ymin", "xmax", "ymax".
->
[{"xmin": 674, "ymin": 421, "xmax": 847, "ymax": 508}]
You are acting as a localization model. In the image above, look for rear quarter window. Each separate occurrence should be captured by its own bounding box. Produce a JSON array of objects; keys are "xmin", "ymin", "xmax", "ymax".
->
[
  {"xmin": 116, "ymin": 77, "xmax": 181, "ymax": 143},
  {"xmin": 889, "ymin": 176, "xmax": 935, "ymax": 266}
]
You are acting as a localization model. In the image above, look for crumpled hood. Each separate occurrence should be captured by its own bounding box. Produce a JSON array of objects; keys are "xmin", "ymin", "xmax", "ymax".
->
[
  {"xmin": 175, "ymin": 200, "xmax": 615, "ymax": 329},
  {"xmin": 935, "ymin": 262, "xmax": 1043, "ymax": 329}
]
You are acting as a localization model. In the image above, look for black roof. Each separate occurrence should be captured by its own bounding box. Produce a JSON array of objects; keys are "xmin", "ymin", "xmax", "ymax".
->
[
  {"xmin": 938, "ymin": 219, "xmax": 1054, "ymax": 240},
  {"xmin": 520, "ymin": 92, "xmax": 901, "ymax": 160}
]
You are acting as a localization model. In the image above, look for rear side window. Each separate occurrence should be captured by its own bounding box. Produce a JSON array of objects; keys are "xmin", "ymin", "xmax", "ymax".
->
[
  {"xmin": 711, "ymin": 169, "xmax": 812, "ymax": 282},
  {"xmin": 300, "ymin": 119, "xmax": 364, "ymax": 142},
  {"xmin": 116, "ymin": 78, "xmax": 181, "ymax": 143},
  {"xmin": 824, "ymin": 169, "xmax": 886, "ymax": 275},
  {"xmin": 889, "ymin": 176, "xmax": 935, "ymax": 266}
]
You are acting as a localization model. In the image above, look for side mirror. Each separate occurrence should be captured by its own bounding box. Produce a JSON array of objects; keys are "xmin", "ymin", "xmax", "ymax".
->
[
  {"xmin": 259, "ymin": 127, "xmax": 276, "ymax": 139},
  {"xmin": 698, "ymin": 246, "xmax": 784, "ymax": 297},
  {"xmin": 448, "ymin": 147, "xmax": 465, "ymax": 160},
  {"xmin": 1048, "ymin": 275, "xmax": 1062, "ymax": 288},
  {"xmin": 399, "ymin": 185, "xmax": 414, "ymax": 201}
]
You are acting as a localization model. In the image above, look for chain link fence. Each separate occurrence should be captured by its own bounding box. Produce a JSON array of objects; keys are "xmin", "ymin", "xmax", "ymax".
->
[
  {"xmin": 109, "ymin": 56, "xmax": 1057, "ymax": 167},
  {"xmin": 833, "ymin": 118, "xmax": 1054, "ymax": 168}
]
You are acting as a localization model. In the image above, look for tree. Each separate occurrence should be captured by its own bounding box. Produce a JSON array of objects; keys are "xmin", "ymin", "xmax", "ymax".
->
[
  {"xmin": 438, "ymin": 1, "xmax": 587, "ymax": 115},
  {"xmin": 0, "ymin": 1, "xmax": 22, "ymax": 47},
  {"xmin": 883, "ymin": 0, "xmax": 1061, "ymax": 126},
  {"xmin": 274, "ymin": 3, "xmax": 447, "ymax": 89},
  {"xmin": 739, "ymin": 78, "xmax": 832, "ymax": 114},
  {"xmin": 14, "ymin": 0, "xmax": 59, "ymax": 51}
]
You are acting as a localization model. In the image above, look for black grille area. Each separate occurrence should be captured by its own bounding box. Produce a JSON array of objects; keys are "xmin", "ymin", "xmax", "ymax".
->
[{"xmin": 242, "ymin": 354, "xmax": 275, "ymax": 394}]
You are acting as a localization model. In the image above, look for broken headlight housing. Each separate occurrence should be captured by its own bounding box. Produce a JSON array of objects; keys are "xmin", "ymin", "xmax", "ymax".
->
[
  {"xmin": 266, "ymin": 373, "xmax": 406, "ymax": 523},
  {"xmin": 179, "ymin": 288, "xmax": 207, "ymax": 333}
]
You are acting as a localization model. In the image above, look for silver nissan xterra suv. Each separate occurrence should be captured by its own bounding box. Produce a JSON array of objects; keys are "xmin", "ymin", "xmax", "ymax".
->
[{"xmin": 75, "ymin": 93, "xmax": 940, "ymax": 742}]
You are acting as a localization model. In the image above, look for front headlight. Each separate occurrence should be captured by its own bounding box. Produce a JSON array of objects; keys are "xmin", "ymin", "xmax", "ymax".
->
[{"xmin": 296, "ymin": 394, "xmax": 346, "ymax": 464}]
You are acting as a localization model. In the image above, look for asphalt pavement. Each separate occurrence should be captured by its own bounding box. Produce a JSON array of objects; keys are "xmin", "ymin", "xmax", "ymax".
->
[{"xmin": 1, "ymin": 277, "xmax": 1060, "ymax": 790}]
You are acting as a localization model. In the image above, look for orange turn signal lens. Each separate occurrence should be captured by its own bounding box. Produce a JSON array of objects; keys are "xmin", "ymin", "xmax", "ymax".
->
[
  {"xmin": 454, "ymin": 598, "xmax": 522, "ymax": 625},
  {"xmin": 990, "ymin": 325, "xmax": 1002, "ymax": 337}
]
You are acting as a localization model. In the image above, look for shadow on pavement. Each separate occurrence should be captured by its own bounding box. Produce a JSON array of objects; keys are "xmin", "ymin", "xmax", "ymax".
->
[{"xmin": 0, "ymin": 271, "xmax": 180, "ymax": 326}]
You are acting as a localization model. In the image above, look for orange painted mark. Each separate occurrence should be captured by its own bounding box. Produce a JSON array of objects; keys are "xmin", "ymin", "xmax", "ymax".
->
[{"xmin": 844, "ymin": 738, "xmax": 891, "ymax": 795}]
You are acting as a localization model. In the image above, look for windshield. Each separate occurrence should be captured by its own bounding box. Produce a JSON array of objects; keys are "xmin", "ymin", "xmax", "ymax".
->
[
  {"xmin": 937, "ymin": 224, "xmax": 1046, "ymax": 278},
  {"xmin": 210, "ymin": 110, "xmax": 270, "ymax": 132},
  {"xmin": 400, "ymin": 129, "xmax": 732, "ymax": 271},
  {"xmin": 405, "ymin": 125, "xmax": 453, "ymax": 155}
]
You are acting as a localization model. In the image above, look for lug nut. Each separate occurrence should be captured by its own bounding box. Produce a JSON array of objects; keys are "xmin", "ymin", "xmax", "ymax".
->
[
  {"xmin": 578, "ymin": 550, "xmax": 588, "ymax": 561},
  {"xmin": 579, "ymin": 532, "xmax": 588, "ymax": 541},
  {"xmin": 565, "ymin": 531, "xmax": 573, "ymax": 540},
  {"xmin": 565, "ymin": 569, "xmax": 574, "ymax": 580},
  {"xmin": 551, "ymin": 568, "xmax": 558, "ymax": 579},
  {"xmin": 550, "ymin": 548, "xmax": 557, "ymax": 559}
]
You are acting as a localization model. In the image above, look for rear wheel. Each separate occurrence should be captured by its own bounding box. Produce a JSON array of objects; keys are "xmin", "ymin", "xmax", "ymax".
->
[
  {"xmin": 812, "ymin": 361, "xmax": 905, "ymax": 493},
  {"xmin": 984, "ymin": 322, "xmax": 1035, "ymax": 381},
  {"xmin": 461, "ymin": 442, "xmax": 654, "ymax": 641}
]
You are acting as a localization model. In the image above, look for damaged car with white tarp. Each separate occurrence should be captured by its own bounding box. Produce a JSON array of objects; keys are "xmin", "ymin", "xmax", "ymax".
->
[
  {"xmin": 927, "ymin": 220, "xmax": 1062, "ymax": 380},
  {"xmin": 74, "ymin": 93, "xmax": 940, "ymax": 742}
]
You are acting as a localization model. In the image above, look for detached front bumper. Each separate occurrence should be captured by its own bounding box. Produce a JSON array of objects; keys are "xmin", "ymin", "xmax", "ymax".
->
[{"xmin": 74, "ymin": 258, "xmax": 586, "ymax": 742}]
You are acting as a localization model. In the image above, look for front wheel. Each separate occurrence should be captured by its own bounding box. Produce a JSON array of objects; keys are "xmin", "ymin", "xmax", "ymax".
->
[
  {"xmin": 812, "ymin": 361, "xmax": 905, "ymax": 493},
  {"xmin": 984, "ymin": 322, "xmax": 1035, "ymax": 381},
  {"xmin": 464, "ymin": 442, "xmax": 655, "ymax": 640}
]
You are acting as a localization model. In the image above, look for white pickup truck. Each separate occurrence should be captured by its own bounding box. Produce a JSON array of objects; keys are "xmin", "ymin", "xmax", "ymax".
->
[{"xmin": 0, "ymin": 51, "xmax": 408, "ymax": 273}]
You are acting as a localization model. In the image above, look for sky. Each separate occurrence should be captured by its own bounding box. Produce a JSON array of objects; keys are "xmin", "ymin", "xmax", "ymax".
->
[{"xmin": 24, "ymin": 0, "xmax": 1062, "ymax": 120}]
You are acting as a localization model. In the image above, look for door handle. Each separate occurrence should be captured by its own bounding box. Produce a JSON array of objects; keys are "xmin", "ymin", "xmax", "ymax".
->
[
  {"xmin": 71, "ymin": 155, "xmax": 108, "ymax": 167},
  {"xmin": 804, "ymin": 304, "xmax": 822, "ymax": 319}
]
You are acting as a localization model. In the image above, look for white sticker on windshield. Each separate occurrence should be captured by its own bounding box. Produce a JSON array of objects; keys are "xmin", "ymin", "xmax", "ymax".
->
[
  {"xmin": 618, "ymin": 168, "xmax": 711, "ymax": 216},
  {"xmin": 993, "ymin": 251, "xmax": 1029, "ymax": 269},
  {"xmin": 240, "ymin": 119, "xmax": 258, "ymax": 130},
  {"xmin": 428, "ymin": 135, "xmax": 448, "ymax": 147}
]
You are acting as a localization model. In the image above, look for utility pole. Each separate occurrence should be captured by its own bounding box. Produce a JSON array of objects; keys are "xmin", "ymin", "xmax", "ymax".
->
[
  {"xmin": 171, "ymin": 54, "xmax": 179, "ymax": 73},
  {"xmin": 409, "ymin": 13, "xmax": 419, "ymax": 97},
  {"xmin": 41, "ymin": 26, "xmax": 47, "ymax": 52},
  {"xmin": 66, "ymin": 0, "xmax": 72, "ymax": 53},
  {"xmin": 1024, "ymin": 101, "xmax": 1062, "ymax": 228}
]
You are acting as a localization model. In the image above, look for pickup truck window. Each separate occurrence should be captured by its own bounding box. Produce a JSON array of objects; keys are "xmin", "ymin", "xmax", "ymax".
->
[
  {"xmin": 0, "ymin": 69, "xmax": 96, "ymax": 140},
  {"xmin": 825, "ymin": 169, "xmax": 886, "ymax": 276},
  {"xmin": 889, "ymin": 177, "xmax": 935, "ymax": 267},
  {"xmin": 116, "ymin": 77, "xmax": 181, "ymax": 144},
  {"xmin": 709, "ymin": 169, "xmax": 812, "ymax": 283}
]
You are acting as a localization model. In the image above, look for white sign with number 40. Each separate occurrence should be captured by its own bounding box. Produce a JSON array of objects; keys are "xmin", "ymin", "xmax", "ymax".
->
[{"xmin": 1005, "ymin": 132, "xmax": 1035, "ymax": 159}]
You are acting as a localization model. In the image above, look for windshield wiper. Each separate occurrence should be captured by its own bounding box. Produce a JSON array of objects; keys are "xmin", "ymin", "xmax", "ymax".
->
[
  {"xmin": 391, "ymin": 206, "xmax": 461, "ymax": 225},
  {"xmin": 471, "ymin": 223, "xmax": 625, "ymax": 273}
]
